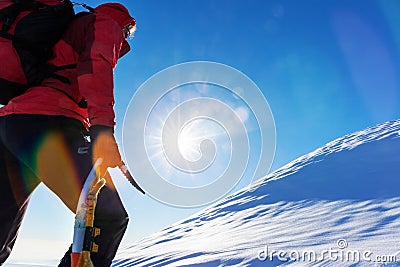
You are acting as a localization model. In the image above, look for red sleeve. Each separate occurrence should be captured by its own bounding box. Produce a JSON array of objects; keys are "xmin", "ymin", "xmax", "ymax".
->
[{"xmin": 77, "ymin": 14, "xmax": 123, "ymax": 127}]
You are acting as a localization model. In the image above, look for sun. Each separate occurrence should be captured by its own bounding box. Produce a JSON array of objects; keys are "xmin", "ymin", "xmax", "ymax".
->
[{"xmin": 177, "ymin": 123, "xmax": 202, "ymax": 162}]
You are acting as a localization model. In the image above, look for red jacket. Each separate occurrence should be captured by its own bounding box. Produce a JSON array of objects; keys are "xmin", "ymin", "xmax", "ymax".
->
[{"xmin": 0, "ymin": 11, "xmax": 124, "ymax": 129}]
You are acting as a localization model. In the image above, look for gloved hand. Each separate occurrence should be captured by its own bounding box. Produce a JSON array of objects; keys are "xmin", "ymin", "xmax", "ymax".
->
[{"xmin": 89, "ymin": 125, "xmax": 123, "ymax": 179}]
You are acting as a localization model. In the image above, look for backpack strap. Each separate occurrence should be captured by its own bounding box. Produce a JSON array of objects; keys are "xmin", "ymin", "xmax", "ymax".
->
[
  {"xmin": 0, "ymin": 0, "xmax": 37, "ymax": 33},
  {"xmin": 41, "ymin": 63, "xmax": 89, "ymax": 107},
  {"xmin": 0, "ymin": 0, "xmax": 72, "ymax": 35}
]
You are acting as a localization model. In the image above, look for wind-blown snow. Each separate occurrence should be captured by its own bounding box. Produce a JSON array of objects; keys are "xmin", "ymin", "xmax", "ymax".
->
[{"xmin": 113, "ymin": 120, "xmax": 400, "ymax": 267}]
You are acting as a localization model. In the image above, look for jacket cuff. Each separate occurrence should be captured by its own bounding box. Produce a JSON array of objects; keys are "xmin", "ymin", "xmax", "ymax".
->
[{"xmin": 89, "ymin": 125, "xmax": 114, "ymax": 141}]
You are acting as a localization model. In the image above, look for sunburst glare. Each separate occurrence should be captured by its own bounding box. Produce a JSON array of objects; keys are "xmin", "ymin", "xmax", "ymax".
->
[{"xmin": 143, "ymin": 82, "xmax": 258, "ymax": 189}]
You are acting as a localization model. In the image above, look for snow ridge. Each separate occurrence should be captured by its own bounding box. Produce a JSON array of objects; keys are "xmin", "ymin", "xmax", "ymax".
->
[{"xmin": 113, "ymin": 119, "xmax": 400, "ymax": 267}]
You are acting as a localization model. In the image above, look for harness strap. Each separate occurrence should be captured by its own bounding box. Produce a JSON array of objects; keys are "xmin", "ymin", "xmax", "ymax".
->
[
  {"xmin": 0, "ymin": 30, "xmax": 14, "ymax": 39},
  {"xmin": 46, "ymin": 64, "xmax": 77, "ymax": 84}
]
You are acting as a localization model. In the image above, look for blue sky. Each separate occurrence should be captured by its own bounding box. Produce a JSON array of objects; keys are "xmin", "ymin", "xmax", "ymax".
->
[{"xmin": 7, "ymin": 0, "xmax": 400, "ymax": 263}]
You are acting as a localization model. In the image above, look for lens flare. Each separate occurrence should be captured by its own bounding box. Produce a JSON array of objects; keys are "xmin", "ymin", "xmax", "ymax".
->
[{"xmin": 123, "ymin": 61, "xmax": 276, "ymax": 207}]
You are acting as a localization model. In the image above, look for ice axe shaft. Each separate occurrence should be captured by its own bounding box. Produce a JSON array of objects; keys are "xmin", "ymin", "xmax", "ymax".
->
[{"xmin": 72, "ymin": 159, "xmax": 106, "ymax": 267}]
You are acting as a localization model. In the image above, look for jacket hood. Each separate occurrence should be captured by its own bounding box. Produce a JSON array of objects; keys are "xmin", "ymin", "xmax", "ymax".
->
[
  {"xmin": 94, "ymin": 3, "xmax": 135, "ymax": 58},
  {"xmin": 94, "ymin": 3, "xmax": 135, "ymax": 29}
]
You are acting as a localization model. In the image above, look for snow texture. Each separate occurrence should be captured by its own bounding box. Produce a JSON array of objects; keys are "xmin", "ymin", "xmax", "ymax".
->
[{"xmin": 113, "ymin": 120, "xmax": 400, "ymax": 267}]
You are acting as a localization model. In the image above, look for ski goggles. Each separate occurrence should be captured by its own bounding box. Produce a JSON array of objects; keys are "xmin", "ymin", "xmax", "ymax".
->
[
  {"xmin": 120, "ymin": 20, "xmax": 136, "ymax": 58},
  {"xmin": 123, "ymin": 21, "xmax": 136, "ymax": 39}
]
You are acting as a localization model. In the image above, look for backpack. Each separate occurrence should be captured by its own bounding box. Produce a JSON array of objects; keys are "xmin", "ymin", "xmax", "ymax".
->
[{"xmin": 0, "ymin": 0, "xmax": 75, "ymax": 105}]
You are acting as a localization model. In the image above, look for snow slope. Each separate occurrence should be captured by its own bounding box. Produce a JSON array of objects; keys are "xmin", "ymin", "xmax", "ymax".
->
[{"xmin": 113, "ymin": 120, "xmax": 400, "ymax": 267}]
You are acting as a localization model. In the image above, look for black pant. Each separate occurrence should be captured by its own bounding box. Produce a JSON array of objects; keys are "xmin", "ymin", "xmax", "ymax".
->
[{"xmin": 0, "ymin": 114, "xmax": 128, "ymax": 266}]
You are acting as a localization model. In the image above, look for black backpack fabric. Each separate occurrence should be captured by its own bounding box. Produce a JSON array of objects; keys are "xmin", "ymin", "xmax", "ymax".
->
[{"xmin": 0, "ymin": 0, "xmax": 75, "ymax": 105}]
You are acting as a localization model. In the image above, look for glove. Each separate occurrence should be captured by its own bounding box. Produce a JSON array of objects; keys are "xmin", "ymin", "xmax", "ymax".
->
[{"xmin": 89, "ymin": 125, "xmax": 123, "ymax": 179}]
